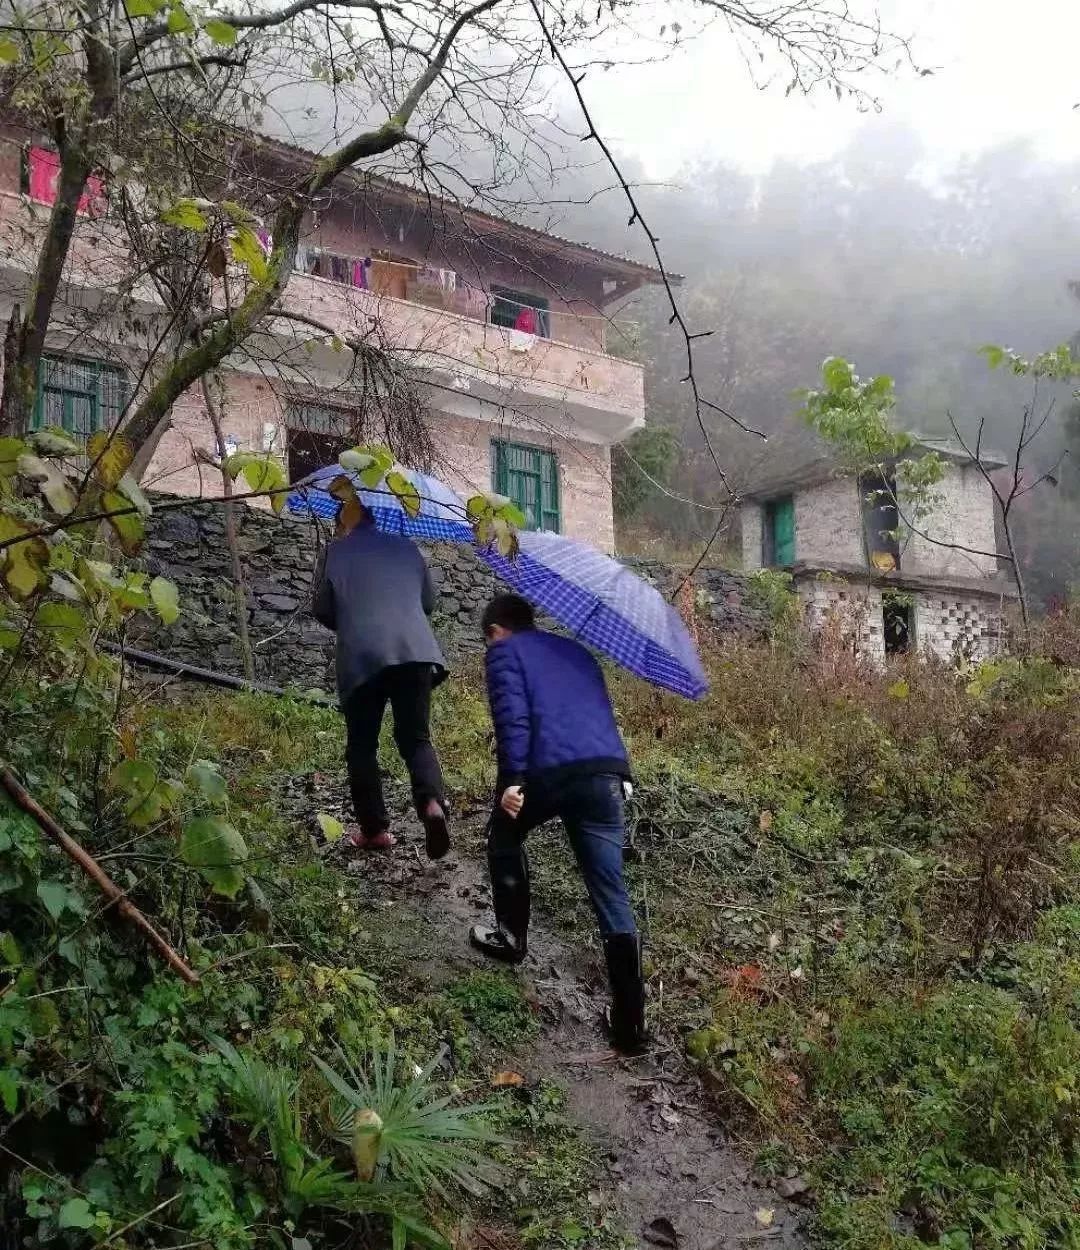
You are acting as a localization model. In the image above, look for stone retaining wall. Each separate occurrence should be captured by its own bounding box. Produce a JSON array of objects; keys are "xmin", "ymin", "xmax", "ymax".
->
[{"xmin": 131, "ymin": 500, "xmax": 768, "ymax": 693}]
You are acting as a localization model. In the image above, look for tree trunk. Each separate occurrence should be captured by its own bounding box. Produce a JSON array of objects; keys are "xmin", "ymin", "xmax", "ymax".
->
[
  {"xmin": 0, "ymin": 144, "xmax": 94, "ymax": 435},
  {"xmin": 200, "ymin": 372, "xmax": 255, "ymax": 683},
  {"xmin": 1001, "ymin": 513, "xmax": 1030, "ymax": 648}
]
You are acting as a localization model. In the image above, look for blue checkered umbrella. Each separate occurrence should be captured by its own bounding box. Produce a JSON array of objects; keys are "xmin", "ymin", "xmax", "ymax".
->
[
  {"xmin": 477, "ymin": 531, "xmax": 708, "ymax": 700},
  {"xmin": 286, "ymin": 463, "xmax": 474, "ymax": 543}
]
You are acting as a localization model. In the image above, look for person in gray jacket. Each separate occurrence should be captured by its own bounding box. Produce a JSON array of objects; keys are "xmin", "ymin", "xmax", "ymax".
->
[{"xmin": 313, "ymin": 509, "xmax": 450, "ymax": 857}]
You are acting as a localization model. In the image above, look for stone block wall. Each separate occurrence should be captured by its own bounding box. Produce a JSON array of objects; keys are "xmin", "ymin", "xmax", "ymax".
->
[{"xmin": 130, "ymin": 499, "xmax": 768, "ymax": 694}]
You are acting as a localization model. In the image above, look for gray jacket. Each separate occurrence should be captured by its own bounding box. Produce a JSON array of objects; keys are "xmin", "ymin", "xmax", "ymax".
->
[{"xmin": 312, "ymin": 525, "xmax": 446, "ymax": 701}]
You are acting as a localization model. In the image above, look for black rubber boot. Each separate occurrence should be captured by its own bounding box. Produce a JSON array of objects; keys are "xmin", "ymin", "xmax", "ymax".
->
[
  {"xmin": 603, "ymin": 931, "xmax": 647, "ymax": 1054},
  {"xmin": 470, "ymin": 840, "xmax": 530, "ymax": 965}
]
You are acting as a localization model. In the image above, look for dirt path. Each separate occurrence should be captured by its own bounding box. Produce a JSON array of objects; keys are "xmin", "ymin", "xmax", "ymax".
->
[{"xmin": 298, "ymin": 779, "xmax": 810, "ymax": 1250}]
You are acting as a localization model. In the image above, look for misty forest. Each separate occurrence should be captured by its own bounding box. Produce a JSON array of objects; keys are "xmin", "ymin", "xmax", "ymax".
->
[{"xmin": 0, "ymin": 3, "xmax": 1077, "ymax": 1250}]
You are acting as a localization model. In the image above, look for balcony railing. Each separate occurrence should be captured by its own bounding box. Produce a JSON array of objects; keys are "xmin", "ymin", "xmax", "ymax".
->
[{"xmin": 293, "ymin": 247, "xmax": 638, "ymax": 359}]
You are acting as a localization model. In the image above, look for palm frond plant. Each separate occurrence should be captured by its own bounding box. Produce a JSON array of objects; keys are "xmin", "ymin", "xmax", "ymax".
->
[
  {"xmin": 315, "ymin": 1034, "xmax": 503, "ymax": 1199},
  {"xmin": 208, "ymin": 1033, "xmax": 441, "ymax": 1243}
]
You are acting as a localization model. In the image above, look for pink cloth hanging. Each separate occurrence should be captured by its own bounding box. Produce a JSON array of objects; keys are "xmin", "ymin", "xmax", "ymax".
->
[{"xmin": 28, "ymin": 147, "xmax": 106, "ymax": 217}]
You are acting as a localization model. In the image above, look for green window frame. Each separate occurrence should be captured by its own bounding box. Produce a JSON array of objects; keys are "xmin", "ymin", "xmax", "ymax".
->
[
  {"xmin": 763, "ymin": 495, "xmax": 795, "ymax": 566},
  {"xmin": 492, "ymin": 439, "xmax": 560, "ymax": 533},
  {"xmin": 31, "ymin": 355, "xmax": 129, "ymax": 443}
]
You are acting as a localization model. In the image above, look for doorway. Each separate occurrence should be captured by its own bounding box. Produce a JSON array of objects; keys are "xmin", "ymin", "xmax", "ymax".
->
[{"xmin": 883, "ymin": 592, "xmax": 913, "ymax": 655}]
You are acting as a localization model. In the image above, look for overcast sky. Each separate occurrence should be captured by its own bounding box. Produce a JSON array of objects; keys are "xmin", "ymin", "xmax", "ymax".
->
[{"xmin": 578, "ymin": 0, "xmax": 1080, "ymax": 177}]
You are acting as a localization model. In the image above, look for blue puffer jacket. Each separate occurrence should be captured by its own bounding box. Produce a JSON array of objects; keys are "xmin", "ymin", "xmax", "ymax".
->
[{"xmin": 485, "ymin": 629, "xmax": 630, "ymax": 789}]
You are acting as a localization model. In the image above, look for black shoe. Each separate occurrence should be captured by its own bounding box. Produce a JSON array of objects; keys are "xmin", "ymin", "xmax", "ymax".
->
[
  {"xmin": 470, "ymin": 924, "xmax": 527, "ymax": 965},
  {"xmin": 603, "ymin": 932, "xmax": 647, "ymax": 1054},
  {"xmin": 422, "ymin": 798, "xmax": 450, "ymax": 860}
]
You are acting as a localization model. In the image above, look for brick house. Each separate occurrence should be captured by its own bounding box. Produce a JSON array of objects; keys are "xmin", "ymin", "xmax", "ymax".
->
[
  {"xmin": 0, "ymin": 126, "xmax": 666, "ymax": 550},
  {"xmin": 739, "ymin": 441, "xmax": 1016, "ymax": 662}
]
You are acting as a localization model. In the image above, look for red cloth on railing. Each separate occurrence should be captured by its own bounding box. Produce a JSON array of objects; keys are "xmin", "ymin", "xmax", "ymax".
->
[
  {"xmin": 27, "ymin": 147, "xmax": 106, "ymax": 217},
  {"xmin": 513, "ymin": 306, "xmax": 538, "ymax": 334}
]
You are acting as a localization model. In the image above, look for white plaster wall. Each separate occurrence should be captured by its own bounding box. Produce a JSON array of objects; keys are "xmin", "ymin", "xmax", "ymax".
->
[
  {"xmin": 741, "ymin": 502, "xmax": 763, "ymax": 570},
  {"xmin": 903, "ymin": 463, "xmax": 998, "ymax": 580},
  {"xmin": 794, "ymin": 478, "xmax": 864, "ymax": 566}
]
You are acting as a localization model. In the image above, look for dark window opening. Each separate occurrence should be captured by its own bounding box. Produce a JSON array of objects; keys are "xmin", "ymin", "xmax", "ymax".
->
[
  {"xmin": 762, "ymin": 495, "xmax": 795, "ymax": 566},
  {"xmin": 286, "ymin": 403, "xmax": 357, "ymax": 483},
  {"xmin": 490, "ymin": 287, "xmax": 550, "ymax": 337},
  {"xmin": 883, "ymin": 594, "xmax": 912, "ymax": 655},
  {"xmin": 862, "ymin": 471, "xmax": 900, "ymax": 572}
]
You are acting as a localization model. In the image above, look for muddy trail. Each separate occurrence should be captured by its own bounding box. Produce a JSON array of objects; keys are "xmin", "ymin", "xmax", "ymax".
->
[{"xmin": 284, "ymin": 772, "xmax": 810, "ymax": 1250}]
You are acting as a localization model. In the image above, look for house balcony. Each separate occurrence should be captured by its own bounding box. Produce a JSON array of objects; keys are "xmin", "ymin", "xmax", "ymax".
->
[
  {"xmin": 0, "ymin": 193, "xmax": 646, "ymax": 444},
  {"xmin": 274, "ymin": 270, "xmax": 645, "ymax": 444}
]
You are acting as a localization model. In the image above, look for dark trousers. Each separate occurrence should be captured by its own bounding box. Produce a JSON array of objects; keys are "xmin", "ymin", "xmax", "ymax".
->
[
  {"xmin": 343, "ymin": 664, "xmax": 445, "ymax": 835},
  {"xmin": 488, "ymin": 772, "xmax": 637, "ymax": 939}
]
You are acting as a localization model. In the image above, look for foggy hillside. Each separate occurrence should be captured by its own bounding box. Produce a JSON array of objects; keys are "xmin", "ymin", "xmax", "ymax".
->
[{"xmin": 530, "ymin": 122, "xmax": 1080, "ymax": 598}]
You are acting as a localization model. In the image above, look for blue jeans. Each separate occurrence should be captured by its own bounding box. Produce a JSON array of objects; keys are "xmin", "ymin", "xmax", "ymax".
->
[{"xmin": 487, "ymin": 772, "xmax": 637, "ymax": 938}]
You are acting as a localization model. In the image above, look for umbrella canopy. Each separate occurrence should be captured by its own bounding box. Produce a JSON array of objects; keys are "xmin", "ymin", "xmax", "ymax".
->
[
  {"xmin": 477, "ymin": 531, "xmax": 708, "ymax": 700},
  {"xmin": 286, "ymin": 463, "xmax": 474, "ymax": 543}
]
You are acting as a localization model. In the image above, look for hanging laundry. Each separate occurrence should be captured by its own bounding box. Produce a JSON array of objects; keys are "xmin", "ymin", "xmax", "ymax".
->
[
  {"xmin": 513, "ymin": 305, "xmax": 538, "ymax": 335},
  {"xmin": 27, "ymin": 147, "xmax": 106, "ymax": 217}
]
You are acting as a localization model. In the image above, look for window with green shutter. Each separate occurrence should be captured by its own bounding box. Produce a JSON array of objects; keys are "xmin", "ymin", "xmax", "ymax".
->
[
  {"xmin": 491, "ymin": 440, "xmax": 560, "ymax": 532},
  {"xmin": 32, "ymin": 355, "xmax": 129, "ymax": 443},
  {"xmin": 763, "ymin": 495, "xmax": 795, "ymax": 566}
]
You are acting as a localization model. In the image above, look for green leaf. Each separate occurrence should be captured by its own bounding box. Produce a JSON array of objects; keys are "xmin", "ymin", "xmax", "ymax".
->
[
  {"xmin": 204, "ymin": 17, "xmax": 237, "ymax": 45},
  {"xmin": 150, "ymin": 575, "xmax": 180, "ymax": 625},
  {"xmin": 0, "ymin": 628, "xmax": 20, "ymax": 649},
  {"xmin": 0, "ymin": 437, "xmax": 25, "ymax": 477},
  {"xmin": 385, "ymin": 470, "xmax": 420, "ymax": 518},
  {"xmin": 0, "ymin": 1069, "xmax": 20, "ymax": 1115},
  {"xmin": 160, "ymin": 196, "xmax": 209, "ymax": 232},
  {"xmin": 0, "ymin": 38, "xmax": 20, "ymax": 64},
  {"xmin": 109, "ymin": 757, "xmax": 156, "ymax": 796},
  {"xmin": 102, "ymin": 491, "xmax": 144, "ymax": 555},
  {"xmin": 167, "ymin": 4, "xmax": 194, "ymax": 33},
  {"xmin": 979, "ymin": 344, "xmax": 1006, "ymax": 370},
  {"xmin": 887, "ymin": 679, "xmax": 910, "ymax": 700},
  {"xmin": 0, "ymin": 512, "xmax": 49, "ymax": 599},
  {"xmin": 220, "ymin": 199, "xmax": 256, "ymax": 224},
  {"xmin": 317, "ymin": 813, "xmax": 344, "ymax": 842},
  {"xmin": 465, "ymin": 494, "xmax": 488, "ymax": 519},
  {"xmin": 36, "ymin": 601, "xmax": 87, "ymax": 646},
  {"xmin": 230, "ymin": 224, "xmax": 269, "ymax": 283},
  {"xmin": 116, "ymin": 471, "xmax": 152, "ymax": 517},
  {"xmin": 58, "ymin": 1198, "xmax": 96, "ymax": 1230},
  {"xmin": 185, "ymin": 760, "xmax": 227, "ymax": 803},
  {"xmin": 16, "ymin": 453, "xmax": 77, "ymax": 515},
  {"xmin": 496, "ymin": 501, "xmax": 526, "ymax": 529},
  {"xmin": 240, "ymin": 456, "xmax": 285, "ymax": 496},
  {"xmin": 124, "ymin": 0, "xmax": 163, "ymax": 15},
  {"xmin": 0, "ymin": 931, "xmax": 22, "ymax": 964},
  {"xmin": 339, "ymin": 449, "xmax": 377, "ymax": 473},
  {"xmin": 28, "ymin": 427, "xmax": 80, "ymax": 457},
  {"xmin": 37, "ymin": 880, "xmax": 76, "ymax": 921},
  {"xmin": 180, "ymin": 816, "xmax": 248, "ymax": 897}
]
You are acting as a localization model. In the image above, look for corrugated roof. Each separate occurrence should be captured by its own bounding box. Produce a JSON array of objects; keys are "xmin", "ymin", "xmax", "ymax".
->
[{"xmin": 252, "ymin": 131, "xmax": 675, "ymax": 285}]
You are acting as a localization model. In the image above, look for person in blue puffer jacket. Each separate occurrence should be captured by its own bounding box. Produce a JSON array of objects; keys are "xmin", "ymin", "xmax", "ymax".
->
[{"xmin": 469, "ymin": 593, "xmax": 646, "ymax": 1054}]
